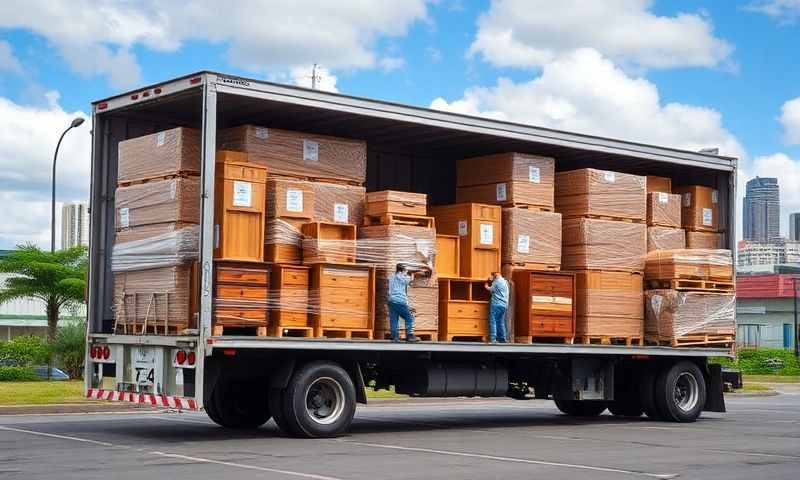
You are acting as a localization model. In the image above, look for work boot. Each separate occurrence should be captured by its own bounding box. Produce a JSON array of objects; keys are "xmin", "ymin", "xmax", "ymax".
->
[
  {"xmin": 390, "ymin": 335, "xmax": 401, "ymax": 342},
  {"xmin": 405, "ymin": 335, "xmax": 421, "ymax": 343}
]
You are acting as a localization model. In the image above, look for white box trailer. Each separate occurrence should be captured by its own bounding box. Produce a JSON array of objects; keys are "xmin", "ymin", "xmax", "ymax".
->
[{"xmin": 85, "ymin": 72, "xmax": 736, "ymax": 437}]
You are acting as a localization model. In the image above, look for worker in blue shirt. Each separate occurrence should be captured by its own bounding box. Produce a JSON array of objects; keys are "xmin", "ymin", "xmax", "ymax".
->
[
  {"xmin": 484, "ymin": 271, "xmax": 509, "ymax": 343},
  {"xmin": 387, "ymin": 263, "xmax": 424, "ymax": 342}
]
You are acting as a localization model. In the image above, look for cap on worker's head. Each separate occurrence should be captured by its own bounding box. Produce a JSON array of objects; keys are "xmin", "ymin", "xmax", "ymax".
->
[{"xmin": 396, "ymin": 263, "xmax": 406, "ymax": 273}]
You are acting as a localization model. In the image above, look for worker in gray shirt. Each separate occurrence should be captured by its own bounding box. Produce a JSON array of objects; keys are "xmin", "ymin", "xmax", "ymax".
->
[
  {"xmin": 387, "ymin": 263, "xmax": 424, "ymax": 342},
  {"xmin": 484, "ymin": 271, "xmax": 509, "ymax": 343}
]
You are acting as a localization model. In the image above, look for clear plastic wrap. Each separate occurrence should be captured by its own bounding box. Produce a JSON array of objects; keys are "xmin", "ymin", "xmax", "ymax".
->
[
  {"xmin": 112, "ymin": 226, "xmax": 200, "ymax": 272},
  {"xmin": 266, "ymin": 178, "xmax": 315, "ymax": 220},
  {"xmin": 374, "ymin": 271, "xmax": 439, "ymax": 332},
  {"xmin": 501, "ymin": 208, "xmax": 562, "ymax": 266},
  {"xmin": 561, "ymin": 217, "xmax": 647, "ymax": 271},
  {"xmin": 575, "ymin": 270, "xmax": 644, "ymax": 338},
  {"xmin": 115, "ymin": 177, "xmax": 200, "ymax": 230},
  {"xmin": 311, "ymin": 182, "xmax": 366, "ymax": 225},
  {"xmin": 646, "ymin": 192, "xmax": 681, "ymax": 227},
  {"xmin": 117, "ymin": 127, "xmax": 201, "ymax": 183},
  {"xmin": 673, "ymin": 185, "xmax": 720, "ymax": 232},
  {"xmin": 113, "ymin": 264, "xmax": 195, "ymax": 333},
  {"xmin": 645, "ymin": 290, "xmax": 735, "ymax": 340},
  {"xmin": 456, "ymin": 153, "xmax": 555, "ymax": 208},
  {"xmin": 217, "ymin": 125, "xmax": 367, "ymax": 184},
  {"xmin": 686, "ymin": 231, "xmax": 722, "ymax": 249},
  {"xmin": 647, "ymin": 226, "xmax": 686, "ymax": 252},
  {"xmin": 555, "ymin": 168, "xmax": 646, "ymax": 220},
  {"xmin": 645, "ymin": 249, "xmax": 733, "ymax": 281},
  {"xmin": 366, "ymin": 190, "xmax": 427, "ymax": 217}
]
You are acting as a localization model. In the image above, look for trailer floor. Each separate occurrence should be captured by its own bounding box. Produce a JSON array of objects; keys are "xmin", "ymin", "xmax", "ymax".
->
[{"xmin": 1, "ymin": 393, "xmax": 798, "ymax": 480}]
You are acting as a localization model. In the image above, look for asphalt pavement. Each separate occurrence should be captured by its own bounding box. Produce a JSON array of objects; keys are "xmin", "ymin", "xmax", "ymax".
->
[{"xmin": 1, "ymin": 392, "xmax": 798, "ymax": 480}]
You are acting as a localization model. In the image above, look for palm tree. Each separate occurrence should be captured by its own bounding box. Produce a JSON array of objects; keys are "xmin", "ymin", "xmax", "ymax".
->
[{"xmin": 0, "ymin": 245, "xmax": 88, "ymax": 341}]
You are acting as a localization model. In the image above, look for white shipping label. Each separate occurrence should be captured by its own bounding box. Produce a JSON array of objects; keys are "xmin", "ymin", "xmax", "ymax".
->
[
  {"xmin": 255, "ymin": 127, "xmax": 269, "ymax": 139},
  {"xmin": 156, "ymin": 131, "xmax": 166, "ymax": 147},
  {"xmin": 702, "ymin": 208, "xmax": 713, "ymax": 226},
  {"xmin": 528, "ymin": 166, "xmax": 541, "ymax": 183},
  {"xmin": 119, "ymin": 208, "xmax": 130, "ymax": 228},
  {"xmin": 232, "ymin": 181, "xmax": 252, "ymax": 207},
  {"xmin": 604, "ymin": 171, "xmax": 616, "ymax": 183},
  {"xmin": 479, "ymin": 223, "xmax": 494, "ymax": 245},
  {"xmin": 333, "ymin": 203, "xmax": 349, "ymax": 223},
  {"xmin": 682, "ymin": 192, "xmax": 692, "ymax": 207},
  {"xmin": 657, "ymin": 192, "xmax": 669, "ymax": 204},
  {"xmin": 712, "ymin": 190, "xmax": 719, "ymax": 204},
  {"xmin": 285, "ymin": 189, "xmax": 304, "ymax": 213},
  {"xmin": 496, "ymin": 183, "xmax": 508, "ymax": 202},
  {"xmin": 458, "ymin": 220, "xmax": 468, "ymax": 236},
  {"xmin": 303, "ymin": 140, "xmax": 319, "ymax": 161},
  {"xmin": 517, "ymin": 234, "xmax": 530, "ymax": 254}
]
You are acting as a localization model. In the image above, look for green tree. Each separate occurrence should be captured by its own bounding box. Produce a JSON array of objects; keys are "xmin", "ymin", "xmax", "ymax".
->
[
  {"xmin": 0, "ymin": 245, "xmax": 88, "ymax": 341},
  {"xmin": 53, "ymin": 321, "xmax": 86, "ymax": 378}
]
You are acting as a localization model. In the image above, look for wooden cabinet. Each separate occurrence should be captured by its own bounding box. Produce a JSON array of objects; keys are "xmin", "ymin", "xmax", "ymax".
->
[
  {"xmin": 301, "ymin": 222, "xmax": 356, "ymax": 264},
  {"xmin": 270, "ymin": 264, "xmax": 312, "ymax": 336},
  {"xmin": 435, "ymin": 234, "xmax": 460, "ymax": 278},
  {"xmin": 512, "ymin": 270, "xmax": 575, "ymax": 343},
  {"xmin": 212, "ymin": 260, "xmax": 270, "ymax": 336},
  {"xmin": 430, "ymin": 203, "xmax": 501, "ymax": 280},
  {"xmin": 365, "ymin": 190, "xmax": 427, "ymax": 217},
  {"xmin": 438, "ymin": 278, "xmax": 490, "ymax": 341},
  {"xmin": 214, "ymin": 160, "xmax": 267, "ymax": 261},
  {"xmin": 310, "ymin": 263, "xmax": 375, "ymax": 338}
]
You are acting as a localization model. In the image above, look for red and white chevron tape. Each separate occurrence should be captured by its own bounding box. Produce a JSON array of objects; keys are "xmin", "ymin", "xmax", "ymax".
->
[{"xmin": 86, "ymin": 388, "xmax": 198, "ymax": 410}]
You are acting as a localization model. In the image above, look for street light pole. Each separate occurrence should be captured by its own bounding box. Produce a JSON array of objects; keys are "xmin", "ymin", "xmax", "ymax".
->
[{"xmin": 51, "ymin": 118, "xmax": 85, "ymax": 253}]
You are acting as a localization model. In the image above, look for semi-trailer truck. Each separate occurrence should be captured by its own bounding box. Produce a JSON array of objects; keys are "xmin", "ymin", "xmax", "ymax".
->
[{"xmin": 84, "ymin": 71, "xmax": 735, "ymax": 438}]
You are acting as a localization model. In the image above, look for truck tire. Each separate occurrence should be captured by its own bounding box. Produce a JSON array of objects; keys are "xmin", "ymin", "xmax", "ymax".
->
[
  {"xmin": 207, "ymin": 375, "xmax": 271, "ymax": 429},
  {"xmin": 639, "ymin": 368, "xmax": 662, "ymax": 420},
  {"xmin": 554, "ymin": 399, "xmax": 607, "ymax": 417},
  {"xmin": 268, "ymin": 388, "xmax": 294, "ymax": 436},
  {"xmin": 654, "ymin": 361, "xmax": 706, "ymax": 423},
  {"xmin": 607, "ymin": 396, "xmax": 643, "ymax": 417},
  {"xmin": 281, "ymin": 361, "xmax": 356, "ymax": 438}
]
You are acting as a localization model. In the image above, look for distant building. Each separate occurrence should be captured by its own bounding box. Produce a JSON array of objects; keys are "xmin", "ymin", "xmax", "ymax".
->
[
  {"xmin": 791, "ymin": 213, "xmax": 800, "ymax": 242},
  {"xmin": 738, "ymin": 239, "xmax": 800, "ymax": 267},
  {"xmin": 61, "ymin": 202, "xmax": 89, "ymax": 249},
  {"xmin": 736, "ymin": 274, "xmax": 798, "ymax": 350},
  {"xmin": 743, "ymin": 177, "xmax": 780, "ymax": 244}
]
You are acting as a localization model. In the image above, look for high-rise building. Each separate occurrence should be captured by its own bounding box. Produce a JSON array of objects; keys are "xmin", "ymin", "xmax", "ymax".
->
[
  {"xmin": 791, "ymin": 213, "xmax": 800, "ymax": 241},
  {"xmin": 743, "ymin": 177, "xmax": 780, "ymax": 244},
  {"xmin": 61, "ymin": 202, "xmax": 89, "ymax": 249}
]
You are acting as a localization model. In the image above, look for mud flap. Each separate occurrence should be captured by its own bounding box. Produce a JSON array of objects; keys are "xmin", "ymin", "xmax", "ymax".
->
[{"xmin": 704, "ymin": 363, "xmax": 726, "ymax": 413}]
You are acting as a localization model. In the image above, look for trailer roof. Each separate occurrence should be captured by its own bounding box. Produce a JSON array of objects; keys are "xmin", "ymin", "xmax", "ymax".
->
[{"xmin": 93, "ymin": 71, "xmax": 736, "ymax": 172}]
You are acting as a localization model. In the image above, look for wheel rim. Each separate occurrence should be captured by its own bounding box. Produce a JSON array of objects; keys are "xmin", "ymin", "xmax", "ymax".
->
[
  {"xmin": 305, "ymin": 377, "xmax": 345, "ymax": 425},
  {"xmin": 674, "ymin": 372, "xmax": 699, "ymax": 413}
]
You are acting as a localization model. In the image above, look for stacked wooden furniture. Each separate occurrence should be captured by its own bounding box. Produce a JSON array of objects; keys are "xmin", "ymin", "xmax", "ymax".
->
[
  {"xmin": 264, "ymin": 177, "xmax": 314, "ymax": 264},
  {"xmin": 438, "ymin": 278, "xmax": 490, "ymax": 342},
  {"xmin": 512, "ymin": 270, "xmax": 575, "ymax": 343},
  {"xmin": 644, "ymin": 249, "xmax": 735, "ymax": 347},
  {"xmin": 212, "ymin": 261, "xmax": 271, "ymax": 336},
  {"xmin": 645, "ymin": 176, "xmax": 685, "ymax": 252},
  {"xmin": 310, "ymin": 263, "xmax": 376, "ymax": 338},
  {"xmin": 112, "ymin": 127, "xmax": 202, "ymax": 335},
  {"xmin": 361, "ymin": 191, "xmax": 438, "ymax": 341},
  {"xmin": 555, "ymin": 168, "xmax": 647, "ymax": 345},
  {"xmin": 270, "ymin": 264, "xmax": 312, "ymax": 337}
]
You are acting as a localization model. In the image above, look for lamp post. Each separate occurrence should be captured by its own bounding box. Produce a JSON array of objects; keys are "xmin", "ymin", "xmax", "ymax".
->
[{"xmin": 51, "ymin": 117, "xmax": 85, "ymax": 252}]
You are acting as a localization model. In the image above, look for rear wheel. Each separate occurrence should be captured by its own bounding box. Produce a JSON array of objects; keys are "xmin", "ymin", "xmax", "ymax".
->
[
  {"xmin": 281, "ymin": 361, "xmax": 356, "ymax": 438},
  {"xmin": 654, "ymin": 361, "xmax": 706, "ymax": 423},
  {"xmin": 554, "ymin": 399, "xmax": 608, "ymax": 417},
  {"xmin": 608, "ymin": 396, "xmax": 643, "ymax": 417},
  {"xmin": 639, "ymin": 368, "xmax": 662, "ymax": 420},
  {"xmin": 206, "ymin": 375, "xmax": 271, "ymax": 429}
]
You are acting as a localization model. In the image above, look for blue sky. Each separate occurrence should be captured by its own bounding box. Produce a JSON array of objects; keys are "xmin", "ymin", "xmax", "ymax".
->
[{"xmin": 0, "ymin": 0, "xmax": 799, "ymax": 248}]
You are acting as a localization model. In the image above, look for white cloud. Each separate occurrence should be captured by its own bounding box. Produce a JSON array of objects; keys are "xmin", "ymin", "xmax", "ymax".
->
[
  {"xmin": 0, "ymin": 92, "xmax": 91, "ymax": 249},
  {"xmin": 468, "ymin": 0, "xmax": 733, "ymax": 70},
  {"xmin": 0, "ymin": 0, "xmax": 429, "ymax": 89},
  {"xmin": 746, "ymin": 0, "xmax": 800, "ymax": 22},
  {"xmin": 748, "ymin": 153, "xmax": 800, "ymax": 237},
  {"xmin": 431, "ymin": 48, "xmax": 744, "ymax": 158},
  {"xmin": 288, "ymin": 65, "xmax": 339, "ymax": 93},
  {"xmin": 779, "ymin": 97, "xmax": 800, "ymax": 144},
  {"xmin": 0, "ymin": 40, "xmax": 23, "ymax": 74},
  {"xmin": 379, "ymin": 56, "xmax": 406, "ymax": 72}
]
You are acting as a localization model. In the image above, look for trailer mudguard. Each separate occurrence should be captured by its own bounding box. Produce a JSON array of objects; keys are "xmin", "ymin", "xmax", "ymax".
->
[{"xmin": 704, "ymin": 363, "xmax": 726, "ymax": 413}]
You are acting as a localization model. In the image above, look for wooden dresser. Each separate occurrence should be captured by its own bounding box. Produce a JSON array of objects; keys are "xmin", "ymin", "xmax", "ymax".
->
[{"xmin": 512, "ymin": 270, "xmax": 575, "ymax": 343}]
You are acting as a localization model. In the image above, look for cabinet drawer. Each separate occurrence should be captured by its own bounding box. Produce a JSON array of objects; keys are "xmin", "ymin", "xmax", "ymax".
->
[
  {"xmin": 216, "ymin": 266, "xmax": 268, "ymax": 285},
  {"xmin": 447, "ymin": 317, "xmax": 487, "ymax": 335},
  {"xmin": 280, "ymin": 269, "xmax": 309, "ymax": 287},
  {"xmin": 216, "ymin": 285, "xmax": 267, "ymax": 302},
  {"xmin": 214, "ymin": 309, "xmax": 267, "ymax": 322},
  {"xmin": 446, "ymin": 302, "xmax": 488, "ymax": 319}
]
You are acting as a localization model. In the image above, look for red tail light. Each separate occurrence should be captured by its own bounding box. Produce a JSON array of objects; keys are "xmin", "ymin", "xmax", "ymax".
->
[
  {"xmin": 189, "ymin": 77, "xmax": 201, "ymax": 85},
  {"xmin": 102, "ymin": 346, "xmax": 110, "ymax": 360},
  {"xmin": 187, "ymin": 351, "xmax": 196, "ymax": 365},
  {"xmin": 176, "ymin": 350, "xmax": 187, "ymax": 364},
  {"xmin": 97, "ymin": 102, "xmax": 108, "ymax": 110},
  {"xmin": 89, "ymin": 347, "xmax": 96, "ymax": 359}
]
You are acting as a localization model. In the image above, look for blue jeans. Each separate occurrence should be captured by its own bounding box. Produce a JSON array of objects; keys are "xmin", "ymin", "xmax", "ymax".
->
[
  {"xmin": 489, "ymin": 303, "xmax": 508, "ymax": 342},
  {"xmin": 388, "ymin": 301, "xmax": 415, "ymax": 339}
]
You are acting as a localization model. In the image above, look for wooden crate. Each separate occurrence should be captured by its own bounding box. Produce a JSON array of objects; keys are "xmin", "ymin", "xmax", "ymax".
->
[
  {"xmin": 265, "ymin": 218, "xmax": 305, "ymax": 264},
  {"xmin": 555, "ymin": 168, "xmax": 646, "ymax": 221},
  {"xmin": 455, "ymin": 152, "xmax": 555, "ymax": 209},
  {"xmin": 270, "ymin": 264, "xmax": 312, "ymax": 337},
  {"xmin": 212, "ymin": 260, "xmax": 270, "ymax": 336},
  {"xmin": 512, "ymin": 270, "xmax": 575, "ymax": 343},
  {"xmin": 435, "ymin": 234, "xmax": 460, "ymax": 278},
  {"xmin": 366, "ymin": 190, "xmax": 427, "ymax": 217},
  {"xmin": 310, "ymin": 263, "xmax": 375, "ymax": 338},
  {"xmin": 673, "ymin": 185, "xmax": 720, "ymax": 233},
  {"xmin": 646, "ymin": 175, "xmax": 672, "ymax": 193},
  {"xmin": 214, "ymin": 161, "xmax": 267, "ymax": 261},
  {"xmin": 266, "ymin": 177, "xmax": 315, "ymax": 220},
  {"xmin": 301, "ymin": 222, "xmax": 356, "ymax": 264},
  {"xmin": 438, "ymin": 278, "xmax": 490, "ymax": 342},
  {"xmin": 574, "ymin": 270, "xmax": 644, "ymax": 339},
  {"xmin": 429, "ymin": 203, "xmax": 501, "ymax": 280},
  {"xmin": 645, "ymin": 249, "xmax": 733, "ymax": 281}
]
